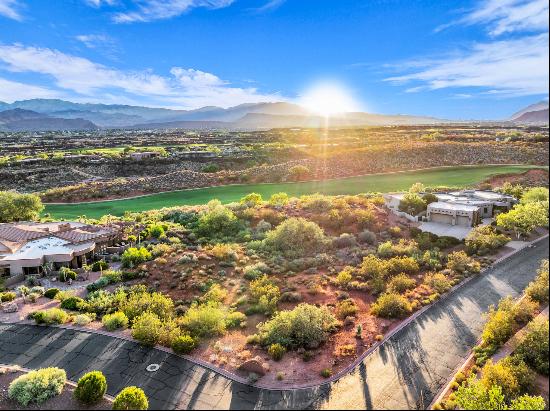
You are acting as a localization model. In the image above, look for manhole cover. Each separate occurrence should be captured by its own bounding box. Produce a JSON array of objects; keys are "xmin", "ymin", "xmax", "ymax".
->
[{"xmin": 146, "ymin": 364, "xmax": 160, "ymax": 372}]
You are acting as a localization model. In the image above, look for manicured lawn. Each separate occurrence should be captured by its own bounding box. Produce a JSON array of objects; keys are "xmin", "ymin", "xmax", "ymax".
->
[{"xmin": 43, "ymin": 164, "xmax": 543, "ymax": 219}]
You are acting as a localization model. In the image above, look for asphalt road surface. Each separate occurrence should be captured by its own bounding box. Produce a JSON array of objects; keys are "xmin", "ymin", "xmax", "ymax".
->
[{"xmin": 1, "ymin": 238, "xmax": 547, "ymax": 410}]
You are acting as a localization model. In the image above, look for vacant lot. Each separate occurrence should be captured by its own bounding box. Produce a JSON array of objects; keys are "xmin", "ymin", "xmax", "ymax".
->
[{"xmin": 44, "ymin": 164, "xmax": 542, "ymax": 219}]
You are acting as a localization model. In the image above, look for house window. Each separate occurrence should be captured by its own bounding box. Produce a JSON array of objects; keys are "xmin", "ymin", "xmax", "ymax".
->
[{"xmin": 484, "ymin": 207, "xmax": 488, "ymax": 214}]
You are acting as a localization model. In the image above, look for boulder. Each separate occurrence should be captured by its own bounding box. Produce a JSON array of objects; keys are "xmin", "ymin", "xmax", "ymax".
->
[
  {"xmin": 2, "ymin": 302, "xmax": 18, "ymax": 313},
  {"xmin": 238, "ymin": 356, "xmax": 267, "ymax": 376}
]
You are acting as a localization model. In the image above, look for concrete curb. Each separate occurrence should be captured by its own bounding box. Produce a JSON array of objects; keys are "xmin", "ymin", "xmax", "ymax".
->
[
  {"xmin": 1, "ymin": 234, "xmax": 548, "ymax": 393},
  {"xmin": 42, "ymin": 164, "xmax": 543, "ymax": 206}
]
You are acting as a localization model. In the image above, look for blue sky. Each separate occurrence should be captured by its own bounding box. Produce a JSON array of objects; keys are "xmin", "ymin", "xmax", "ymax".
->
[{"xmin": 0, "ymin": 0, "xmax": 548, "ymax": 119}]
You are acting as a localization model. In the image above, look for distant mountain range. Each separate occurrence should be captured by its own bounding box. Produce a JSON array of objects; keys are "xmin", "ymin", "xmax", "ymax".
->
[
  {"xmin": 0, "ymin": 98, "xmax": 547, "ymax": 131},
  {"xmin": 509, "ymin": 100, "xmax": 549, "ymax": 125}
]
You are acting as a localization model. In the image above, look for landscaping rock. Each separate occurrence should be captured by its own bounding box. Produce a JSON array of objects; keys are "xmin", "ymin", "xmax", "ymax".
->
[
  {"xmin": 2, "ymin": 302, "xmax": 18, "ymax": 313},
  {"xmin": 238, "ymin": 356, "xmax": 267, "ymax": 376}
]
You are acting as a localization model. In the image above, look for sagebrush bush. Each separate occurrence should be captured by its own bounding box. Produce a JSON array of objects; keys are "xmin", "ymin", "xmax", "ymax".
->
[
  {"xmin": 112, "ymin": 386, "xmax": 149, "ymax": 410},
  {"xmin": 60, "ymin": 296, "xmax": 84, "ymax": 311},
  {"xmin": 172, "ymin": 335, "xmax": 196, "ymax": 355},
  {"xmin": 370, "ymin": 293, "xmax": 412, "ymax": 318},
  {"xmin": 264, "ymin": 217, "xmax": 328, "ymax": 258},
  {"xmin": 525, "ymin": 260, "xmax": 549, "ymax": 304},
  {"xmin": 357, "ymin": 229, "xmax": 377, "ymax": 244},
  {"xmin": 131, "ymin": 312, "xmax": 162, "ymax": 346},
  {"xmin": 256, "ymin": 303, "xmax": 337, "ymax": 349},
  {"xmin": 179, "ymin": 302, "xmax": 227, "ymax": 338},
  {"xmin": 8, "ymin": 367, "xmax": 66, "ymax": 406},
  {"xmin": 387, "ymin": 274, "xmax": 416, "ymax": 293},
  {"xmin": 44, "ymin": 288, "xmax": 60, "ymax": 299},
  {"xmin": 102, "ymin": 311, "xmax": 129, "ymax": 331},
  {"xmin": 33, "ymin": 308, "xmax": 70, "ymax": 325},
  {"xmin": 268, "ymin": 343, "xmax": 286, "ymax": 361},
  {"xmin": 335, "ymin": 298, "xmax": 358, "ymax": 320},
  {"xmin": 74, "ymin": 371, "xmax": 107, "ymax": 404},
  {"xmin": 73, "ymin": 313, "xmax": 95, "ymax": 326}
]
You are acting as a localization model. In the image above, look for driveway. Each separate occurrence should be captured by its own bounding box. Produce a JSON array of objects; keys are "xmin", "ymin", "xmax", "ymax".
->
[
  {"xmin": 418, "ymin": 222, "xmax": 473, "ymax": 240},
  {"xmin": 0, "ymin": 238, "xmax": 548, "ymax": 410}
]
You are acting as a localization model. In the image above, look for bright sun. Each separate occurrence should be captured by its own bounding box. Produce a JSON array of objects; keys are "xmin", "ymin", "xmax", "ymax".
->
[{"xmin": 299, "ymin": 81, "xmax": 360, "ymax": 116}]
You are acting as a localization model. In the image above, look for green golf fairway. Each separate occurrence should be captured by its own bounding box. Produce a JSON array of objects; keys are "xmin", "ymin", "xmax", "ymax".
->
[{"xmin": 44, "ymin": 164, "xmax": 544, "ymax": 219}]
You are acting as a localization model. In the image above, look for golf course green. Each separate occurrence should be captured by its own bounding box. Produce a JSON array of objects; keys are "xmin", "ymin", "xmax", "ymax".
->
[{"xmin": 43, "ymin": 164, "xmax": 544, "ymax": 219}]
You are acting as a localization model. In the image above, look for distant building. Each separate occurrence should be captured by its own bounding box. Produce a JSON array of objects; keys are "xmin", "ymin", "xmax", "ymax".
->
[
  {"xmin": 385, "ymin": 189, "xmax": 517, "ymax": 227},
  {"xmin": 0, "ymin": 222, "xmax": 119, "ymax": 277},
  {"xmin": 129, "ymin": 151, "xmax": 161, "ymax": 161}
]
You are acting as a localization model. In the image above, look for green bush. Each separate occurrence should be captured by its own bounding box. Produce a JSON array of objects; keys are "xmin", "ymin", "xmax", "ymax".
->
[
  {"xmin": 33, "ymin": 308, "xmax": 70, "ymax": 325},
  {"xmin": 91, "ymin": 260, "xmax": 109, "ymax": 272},
  {"xmin": 102, "ymin": 311, "xmax": 129, "ymax": 331},
  {"xmin": 121, "ymin": 247, "xmax": 152, "ymax": 269},
  {"xmin": 120, "ymin": 288, "xmax": 174, "ymax": 321},
  {"xmin": 194, "ymin": 200, "xmax": 243, "ymax": 241},
  {"xmin": 179, "ymin": 302, "xmax": 227, "ymax": 338},
  {"xmin": 8, "ymin": 367, "xmax": 66, "ymax": 406},
  {"xmin": 516, "ymin": 318, "xmax": 549, "ymax": 375},
  {"xmin": 86, "ymin": 276, "xmax": 111, "ymax": 292},
  {"xmin": 0, "ymin": 291, "xmax": 16, "ymax": 302},
  {"xmin": 249, "ymin": 275, "xmax": 280, "ymax": 315},
  {"xmin": 256, "ymin": 303, "xmax": 338, "ymax": 349},
  {"xmin": 424, "ymin": 272, "xmax": 453, "ymax": 294},
  {"xmin": 171, "ymin": 335, "xmax": 196, "ymax": 355},
  {"xmin": 481, "ymin": 357, "xmax": 535, "ymax": 402},
  {"xmin": 112, "ymin": 386, "xmax": 149, "ymax": 410},
  {"xmin": 131, "ymin": 312, "xmax": 162, "ymax": 347},
  {"xmin": 264, "ymin": 217, "xmax": 328, "ymax": 258},
  {"xmin": 525, "ymin": 260, "xmax": 549, "ymax": 304},
  {"xmin": 60, "ymin": 296, "xmax": 84, "ymax": 311},
  {"xmin": 74, "ymin": 371, "xmax": 107, "ymax": 404},
  {"xmin": 320, "ymin": 368, "xmax": 333, "ymax": 378},
  {"xmin": 465, "ymin": 225, "xmax": 510, "ymax": 256},
  {"xmin": 387, "ymin": 274, "xmax": 416, "ymax": 293},
  {"xmin": 58, "ymin": 267, "xmax": 77, "ymax": 282},
  {"xmin": 370, "ymin": 293, "xmax": 412, "ymax": 318},
  {"xmin": 398, "ymin": 192, "xmax": 427, "ymax": 216},
  {"xmin": 335, "ymin": 299, "xmax": 358, "ymax": 320},
  {"xmin": 268, "ymin": 343, "xmax": 286, "ymax": 361},
  {"xmin": 44, "ymin": 288, "xmax": 60, "ymax": 299}
]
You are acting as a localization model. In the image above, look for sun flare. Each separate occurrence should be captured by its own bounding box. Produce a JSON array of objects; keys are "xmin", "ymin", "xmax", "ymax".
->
[{"xmin": 299, "ymin": 81, "xmax": 361, "ymax": 116}]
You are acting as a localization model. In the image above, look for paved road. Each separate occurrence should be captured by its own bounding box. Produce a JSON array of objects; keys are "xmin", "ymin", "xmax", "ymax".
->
[{"xmin": 1, "ymin": 238, "xmax": 547, "ymax": 410}]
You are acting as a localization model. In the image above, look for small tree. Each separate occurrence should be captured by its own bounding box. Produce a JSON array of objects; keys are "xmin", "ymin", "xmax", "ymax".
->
[
  {"xmin": 398, "ymin": 192, "xmax": 427, "ymax": 216},
  {"xmin": 497, "ymin": 201, "xmax": 549, "ymax": 239}
]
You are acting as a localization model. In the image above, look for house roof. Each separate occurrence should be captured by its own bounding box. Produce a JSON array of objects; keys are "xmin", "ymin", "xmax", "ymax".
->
[{"xmin": 428, "ymin": 202, "xmax": 480, "ymax": 212}]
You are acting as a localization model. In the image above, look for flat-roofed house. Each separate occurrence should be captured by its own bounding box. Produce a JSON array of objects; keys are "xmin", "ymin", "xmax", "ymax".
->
[
  {"xmin": 0, "ymin": 222, "xmax": 119, "ymax": 277},
  {"xmin": 427, "ymin": 202, "xmax": 481, "ymax": 227}
]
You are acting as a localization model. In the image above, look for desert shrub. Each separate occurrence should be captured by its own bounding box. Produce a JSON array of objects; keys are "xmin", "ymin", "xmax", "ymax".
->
[
  {"xmin": 525, "ymin": 260, "xmax": 549, "ymax": 304},
  {"xmin": 243, "ymin": 262, "xmax": 270, "ymax": 280},
  {"xmin": 74, "ymin": 371, "xmax": 107, "ymax": 405},
  {"xmin": 521, "ymin": 187, "xmax": 549, "ymax": 204},
  {"xmin": 101, "ymin": 270, "xmax": 122, "ymax": 284},
  {"xmin": 299, "ymin": 193, "xmax": 333, "ymax": 212},
  {"xmin": 150, "ymin": 243, "xmax": 171, "ymax": 258},
  {"xmin": 44, "ymin": 288, "xmax": 60, "ymax": 299},
  {"xmin": 256, "ymin": 303, "xmax": 338, "ymax": 349},
  {"xmin": 208, "ymin": 243, "xmax": 238, "ymax": 261},
  {"xmin": 225, "ymin": 311, "xmax": 247, "ymax": 328},
  {"xmin": 249, "ymin": 275, "xmax": 280, "ymax": 315},
  {"xmin": 509, "ymin": 395, "xmax": 546, "ymax": 410},
  {"xmin": 120, "ymin": 287, "xmax": 174, "ymax": 321},
  {"xmin": 357, "ymin": 230, "xmax": 377, "ymax": 244},
  {"xmin": 398, "ymin": 192, "xmax": 427, "ymax": 216},
  {"xmin": 86, "ymin": 276, "xmax": 111, "ymax": 292},
  {"xmin": 112, "ymin": 386, "xmax": 148, "ymax": 410},
  {"xmin": 388, "ymin": 274, "xmax": 416, "ymax": 293},
  {"xmin": 332, "ymin": 233, "xmax": 357, "ymax": 249},
  {"xmin": 32, "ymin": 308, "xmax": 70, "ymax": 325},
  {"xmin": 179, "ymin": 302, "xmax": 227, "ymax": 338},
  {"xmin": 336, "ymin": 267, "xmax": 354, "ymax": 287},
  {"xmin": 121, "ymin": 247, "xmax": 152, "ymax": 268},
  {"xmin": 385, "ymin": 256, "xmax": 420, "ymax": 276},
  {"xmin": 0, "ymin": 291, "xmax": 16, "ymax": 302},
  {"xmin": 268, "ymin": 343, "xmax": 286, "ymax": 361},
  {"xmin": 424, "ymin": 272, "xmax": 453, "ymax": 294},
  {"xmin": 73, "ymin": 313, "xmax": 95, "ymax": 326},
  {"xmin": 8, "ymin": 367, "xmax": 66, "ymax": 406},
  {"xmin": 446, "ymin": 251, "xmax": 481, "ymax": 275},
  {"xmin": 481, "ymin": 357, "xmax": 535, "ymax": 402},
  {"xmin": 58, "ymin": 267, "xmax": 77, "ymax": 282},
  {"xmin": 194, "ymin": 200, "xmax": 243, "ymax": 241},
  {"xmin": 516, "ymin": 318, "xmax": 549, "ymax": 375},
  {"xmin": 422, "ymin": 192, "xmax": 439, "ymax": 204},
  {"xmin": 172, "ymin": 335, "xmax": 196, "ymax": 355},
  {"xmin": 269, "ymin": 192, "xmax": 290, "ymax": 207},
  {"xmin": 91, "ymin": 260, "xmax": 109, "ymax": 272},
  {"xmin": 60, "ymin": 296, "xmax": 84, "ymax": 311},
  {"xmin": 371, "ymin": 293, "xmax": 412, "ymax": 318},
  {"xmin": 288, "ymin": 165, "xmax": 310, "ymax": 180},
  {"xmin": 335, "ymin": 298, "xmax": 358, "ymax": 320},
  {"xmin": 465, "ymin": 225, "xmax": 510, "ymax": 255},
  {"xmin": 102, "ymin": 311, "xmax": 129, "ymax": 331},
  {"xmin": 497, "ymin": 201, "xmax": 549, "ymax": 238},
  {"xmin": 264, "ymin": 217, "xmax": 328, "ymax": 258},
  {"xmin": 131, "ymin": 312, "xmax": 162, "ymax": 346},
  {"xmin": 320, "ymin": 368, "xmax": 333, "ymax": 378},
  {"xmin": 240, "ymin": 193, "xmax": 263, "ymax": 207},
  {"xmin": 202, "ymin": 284, "xmax": 228, "ymax": 304}
]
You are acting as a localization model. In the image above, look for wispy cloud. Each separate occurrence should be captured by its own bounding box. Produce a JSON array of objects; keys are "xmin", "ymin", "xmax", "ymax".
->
[
  {"xmin": 0, "ymin": 77, "xmax": 61, "ymax": 102},
  {"xmin": 0, "ymin": 0, "xmax": 23, "ymax": 21},
  {"xmin": 83, "ymin": 0, "xmax": 118, "ymax": 7},
  {"xmin": 252, "ymin": 0, "xmax": 286, "ymax": 13},
  {"xmin": 75, "ymin": 34, "xmax": 120, "ymax": 58},
  {"xmin": 0, "ymin": 43, "xmax": 284, "ymax": 108},
  {"xmin": 437, "ymin": 0, "xmax": 549, "ymax": 36},
  {"xmin": 386, "ymin": 34, "xmax": 549, "ymax": 97},
  {"xmin": 109, "ymin": 0, "xmax": 235, "ymax": 23}
]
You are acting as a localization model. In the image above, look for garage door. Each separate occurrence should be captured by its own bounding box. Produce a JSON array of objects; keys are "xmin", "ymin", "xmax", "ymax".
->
[
  {"xmin": 431, "ymin": 213, "xmax": 453, "ymax": 225},
  {"xmin": 456, "ymin": 215, "xmax": 471, "ymax": 227}
]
